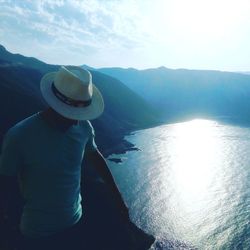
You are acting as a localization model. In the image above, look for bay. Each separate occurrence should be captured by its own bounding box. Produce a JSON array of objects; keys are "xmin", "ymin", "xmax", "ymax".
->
[{"xmin": 108, "ymin": 119, "xmax": 250, "ymax": 249}]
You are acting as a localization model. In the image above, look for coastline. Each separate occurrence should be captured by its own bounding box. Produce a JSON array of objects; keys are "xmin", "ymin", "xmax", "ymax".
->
[
  {"xmin": 99, "ymin": 121, "xmax": 165, "ymax": 160},
  {"xmin": 101, "ymin": 133, "xmax": 141, "ymax": 163},
  {"xmin": 98, "ymin": 130, "xmax": 140, "ymax": 158}
]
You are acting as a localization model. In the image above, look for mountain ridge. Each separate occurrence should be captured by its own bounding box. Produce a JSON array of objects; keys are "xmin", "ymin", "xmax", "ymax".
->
[{"xmin": 98, "ymin": 66, "xmax": 250, "ymax": 123}]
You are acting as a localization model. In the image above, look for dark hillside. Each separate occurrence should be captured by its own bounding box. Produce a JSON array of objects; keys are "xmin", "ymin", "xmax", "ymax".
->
[
  {"xmin": 0, "ymin": 65, "xmax": 46, "ymax": 141},
  {"xmin": 0, "ymin": 45, "xmax": 59, "ymax": 74}
]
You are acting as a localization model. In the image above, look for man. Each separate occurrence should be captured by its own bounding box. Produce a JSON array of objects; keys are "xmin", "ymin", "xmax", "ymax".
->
[{"xmin": 0, "ymin": 66, "xmax": 129, "ymax": 249}]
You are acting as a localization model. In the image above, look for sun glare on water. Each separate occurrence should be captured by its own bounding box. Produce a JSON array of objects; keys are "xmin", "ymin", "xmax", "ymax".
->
[
  {"xmin": 172, "ymin": 119, "xmax": 219, "ymax": 194},
  {"xmin": 110, "ymin": 118, "xmax": 249, "ymax": 248},
  {"xmin": 162, "ymin": 119, "xmax": 234, "ymax": 245}
]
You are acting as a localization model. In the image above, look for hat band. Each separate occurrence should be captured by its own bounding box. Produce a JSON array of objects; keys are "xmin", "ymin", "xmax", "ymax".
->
[{"xmin": 51, "ymin": 82, "xmax": 92, "ymax": 107}]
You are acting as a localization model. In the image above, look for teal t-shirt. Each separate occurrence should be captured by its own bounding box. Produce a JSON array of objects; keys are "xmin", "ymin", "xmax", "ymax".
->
[{"xmin": 0, "ymin": 112, "xmax": 97, "ymax": 237}]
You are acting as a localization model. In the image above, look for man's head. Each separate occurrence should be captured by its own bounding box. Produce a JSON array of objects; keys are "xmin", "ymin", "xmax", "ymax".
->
[{"xmin": 40, "ymin": 66, "xmax": 104, "ymax": 121}]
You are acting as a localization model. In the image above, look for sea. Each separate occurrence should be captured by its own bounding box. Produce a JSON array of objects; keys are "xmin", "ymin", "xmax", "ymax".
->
[{"xmin": 107, "ymin": 119, "xmax": 250, "ymax": 250}]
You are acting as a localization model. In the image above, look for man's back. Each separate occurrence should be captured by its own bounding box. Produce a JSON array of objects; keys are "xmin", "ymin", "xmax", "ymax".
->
[{"xmin": 0, "ymin": 112, "xmax": 96, "ymax": 238}]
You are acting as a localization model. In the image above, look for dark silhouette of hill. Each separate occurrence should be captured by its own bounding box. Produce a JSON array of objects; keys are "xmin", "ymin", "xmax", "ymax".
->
[
  {"xmin": 0, "ymin": 64, "xmax": 46, "ymax": 138},
  {"xmin": 99, "ymin": 67, "xmax": 250, "ymax": 123},
  {"xmin": 0, "ymin": 45, "xmax": 59, "ymax": 74}
]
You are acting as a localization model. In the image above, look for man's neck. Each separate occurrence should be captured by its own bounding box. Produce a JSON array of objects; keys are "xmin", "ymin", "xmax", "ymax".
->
[{"xmin": 40, "ymin": 108, "xmax": 79, "ymax": 131}]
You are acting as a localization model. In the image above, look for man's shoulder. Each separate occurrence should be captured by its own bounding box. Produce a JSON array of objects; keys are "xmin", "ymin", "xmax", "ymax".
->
[
  {"xmin": 79, "ymin": 120, "xmax": 95, "ymax": 133},
  {"xmin": 6, "ymin": 112, "xmax": 41, "ymax": 138}
]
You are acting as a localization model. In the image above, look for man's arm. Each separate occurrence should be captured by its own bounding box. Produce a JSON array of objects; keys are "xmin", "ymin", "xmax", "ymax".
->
[{"xmin": 85, "ymin": 149, "xmax": 129, "ymax": 221}]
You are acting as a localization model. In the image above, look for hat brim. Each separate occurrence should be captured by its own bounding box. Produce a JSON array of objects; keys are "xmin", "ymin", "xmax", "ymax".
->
[{"xmin": 40, "ymin": 72, "xmax": 104, "ymax": 121}]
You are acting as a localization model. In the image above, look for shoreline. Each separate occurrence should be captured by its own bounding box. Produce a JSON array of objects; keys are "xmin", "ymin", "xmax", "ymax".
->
[{"xmin": 101, "ymin": 134, "xmax": 141, "ymax": 163}]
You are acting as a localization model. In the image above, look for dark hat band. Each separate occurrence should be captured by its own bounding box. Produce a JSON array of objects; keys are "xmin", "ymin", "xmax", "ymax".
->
[{"xmin": 51, "ymin": 82, "xmax": 92, "ymax": 107}]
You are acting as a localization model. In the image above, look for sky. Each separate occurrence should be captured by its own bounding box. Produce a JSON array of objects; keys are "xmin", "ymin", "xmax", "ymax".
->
[{"xmin": 0, "ymin": 0, "xmax": 250, "ymax": 71}]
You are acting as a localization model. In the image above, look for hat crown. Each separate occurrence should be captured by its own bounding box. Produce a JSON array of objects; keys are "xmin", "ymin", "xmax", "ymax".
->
[{"xmin": 54, "ymin": 66, "xmax": 93, "ymax": 101}]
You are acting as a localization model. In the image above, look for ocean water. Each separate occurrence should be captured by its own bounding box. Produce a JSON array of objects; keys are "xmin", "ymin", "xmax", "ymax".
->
[{"xmin": 108, "ymin": 119, "xmax": 250, "ymax": 250}]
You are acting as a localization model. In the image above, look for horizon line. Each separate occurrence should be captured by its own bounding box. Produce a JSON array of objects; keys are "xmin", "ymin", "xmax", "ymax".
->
[{"xmin": 1, "ymin": 44, "xmax": 249, "ymax": 74}]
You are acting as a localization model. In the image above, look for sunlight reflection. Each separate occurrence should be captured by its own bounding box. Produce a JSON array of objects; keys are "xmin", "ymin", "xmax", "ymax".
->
[{"xmin": 170, "ymin": 119, "xmax": 221, "ymax": 213}]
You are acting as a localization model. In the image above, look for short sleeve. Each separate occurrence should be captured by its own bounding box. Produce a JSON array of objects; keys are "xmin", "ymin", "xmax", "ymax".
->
[
  {"xmin": 85, "ymin": 121, "xmax": 97, "ymax": 153},
  {"xmin": 0, "ymin": 130, "xmax": 22, "ymax": 176}
]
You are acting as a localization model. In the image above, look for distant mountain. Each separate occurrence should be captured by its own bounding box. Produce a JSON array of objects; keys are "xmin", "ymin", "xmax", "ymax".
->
[
  {"xmin": 238, "ymin": 71, "xmax": 250, "ymax": 75},
  {"xmin": 81, "ymin": 64, "xmax": 96, "ymax": 71},
  {"xmin": 0, "ymin": 45, "xmax": 59, "ymax": 74},
  {"xmin": 0, "ymin": 45, "xmax": 161, "ymax": 155},
  {"xmin": 99, "ymin": 67, "xmax": 250, "ymax": 123}
]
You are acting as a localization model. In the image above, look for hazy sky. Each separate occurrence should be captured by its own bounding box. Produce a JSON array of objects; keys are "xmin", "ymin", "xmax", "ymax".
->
[{"xmin": 1, "ymin": 0, "xmax": 250, "ymax": 71}]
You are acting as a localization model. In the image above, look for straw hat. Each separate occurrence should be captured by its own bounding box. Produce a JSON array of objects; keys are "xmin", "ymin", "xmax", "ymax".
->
[{"xmin": 40, "ymin": 66, "xmax": 104, "ymax": 120}]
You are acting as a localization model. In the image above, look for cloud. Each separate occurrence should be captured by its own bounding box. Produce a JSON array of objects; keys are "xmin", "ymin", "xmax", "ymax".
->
[
  {"xmin": 0, "ymin": 0, "xmax": 250, "ymax": 70},
  {"xmin": 0, "ymin": 0, "xmax": 154, "ymax": 66}
]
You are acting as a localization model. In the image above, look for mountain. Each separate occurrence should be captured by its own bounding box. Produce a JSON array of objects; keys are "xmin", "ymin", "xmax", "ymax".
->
[
  {"xmin": 0, "ymin": 45, "xmax": 161, "ymax": 155},
  {"xmin": 238, "ymin": 71, "xmax": 250, "ymax": 75},
  {"xmin": 0, "ymin": 64, "xmax": 46, "ymax": 136},
  {"xmin": 99, "ymin": 67, "xmax": 250, "ymax": 123},
  {"xmin": 0, "ymin": 45, "xmax": 59, "ymax": 74}
]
